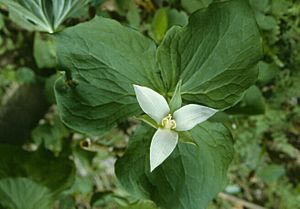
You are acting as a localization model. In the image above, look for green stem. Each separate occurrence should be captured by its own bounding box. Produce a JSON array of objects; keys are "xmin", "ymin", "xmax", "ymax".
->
[{"xmin": 65, "ymin": 69, "xmax": 77, "ymax": 88}]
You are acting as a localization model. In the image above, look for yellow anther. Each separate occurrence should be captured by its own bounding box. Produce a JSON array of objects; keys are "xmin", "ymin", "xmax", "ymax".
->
[{"xmin": 161, "ymin": 114, "xmax": 176, "ymax": 129}]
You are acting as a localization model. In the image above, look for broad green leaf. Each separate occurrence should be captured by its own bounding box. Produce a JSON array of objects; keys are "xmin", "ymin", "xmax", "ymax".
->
[
  {"xmin": 115, "ymin": 122, "xmax": 234, "ymax": 209},
  {"xmin": 0, "ymin": 0, "xmax": 89, "ymax": 33},
  {"xmin": 181, "ymin": 0, "xmax": 213, "ymax": 13},
  {"xmin": 0, "ymin": 177, "xmax": 53, "ymax": 209},
  {"xmin": 0, "ymin": 145, "xmax": 75, "ymax": 195},
  {"xmin": 54, "ymin": 16, "xmax": 161, "ymax": 136},
  {"xmin": 157, "ymin": 0, "xmax": 263, "ymax": 109}
]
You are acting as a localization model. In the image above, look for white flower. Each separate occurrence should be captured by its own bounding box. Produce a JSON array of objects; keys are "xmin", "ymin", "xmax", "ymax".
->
[{"xmin": 133, "ymin": 85, "xmax": 218, "ymax": 172}]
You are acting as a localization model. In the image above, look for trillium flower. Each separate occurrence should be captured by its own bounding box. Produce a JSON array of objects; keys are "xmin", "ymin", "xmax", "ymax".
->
[{"xmin": 133, "ymin": 85, "xmax": 218, "ymax": 172}]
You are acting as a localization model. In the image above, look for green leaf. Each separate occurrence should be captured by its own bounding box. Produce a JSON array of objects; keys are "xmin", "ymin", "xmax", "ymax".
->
[
  {"xmin": 15, "ymin": 67, "xmax": 35, "ymax": 84},
  {"xmin": 255, "ymin": 12, "xmax": 277, "ymax": 31},
  {"xmin": 167, "ymin": 9, "xmax": 188, "ymax": 28},
  {"xmin": 157, "ymin": 0, "xmax": 263, "ymax": 109},
  {"xmin": 0, "ymin": 0, "xmax": 89, "ymax": 33},
  {"xmin": 44, "ymin": 73, "xmax": 61, "ymax": 104},
  {"xmin": 92, "ymin": 0, "xmax": 106, "ymax": 7},
  {"xmin": 151, "ymin": 8, "xmax": 168, "ymax": 42},
  {"xmin": 226, "ymin": 85, "xmax": 265, "ymax": 115},
  {"xmin": 54, "ymin": 16, "xmax": 161, "ymax": 136},
  {"xmin": 181, "ymin": 0, "xmax": 213, "ymax": 13},
  {"xmin": 154, "ymin": 8, "xmax": 189, "ymax": 39},
  {"xmin": 0, "ymin": 13, "xmax": 5, "ymax": 30},
  {"xmin": 257, "ymin": 164, "xmax": 285, "ymax": 183},
  {"xmin": 169, "ymin": 80, "xmax": 182, "ymax": 112},
  {"xmin": 0, "ymin": 177, "xmax": 53, "ymax": 209},
  {"xmin": 31, "ymin": 115, "xmax": 69, "ymax": 154},
  {"xmin": 249, "ymin": 0, "xmax": 270, "ymax": 12},
  {"xmin": 126, "ymin": 2, "xmax": 140, "ymax": 29},
  {"xmin": 34, "ymin": 33, "xmax": 56, "ymax": 69},
  {"xmin": 0, "ymin": 0, "xmax": 52, "ymax": 32},
  {"xmin": 115, "ymin": 0, "xmax": 132, "ymax": 15},
  {"xmin": 0, "ymin": 145, "xmax": 75, "ymax": 195},
  {"xmin": 136, "ymin": 115, "xmax": 158, "ymax": 129},
  {"xmin": 178, "ymin": 131, "xmax": 197, "ymax": 145},
  {"xmin": 272, "ymin": 0, "xmax": 291, "ymax": 16},
  {"xmin": 257, "ymin": 61, "xmax": 278, "ymax": 85},
  {"xmin": 90, "ymin": 191, "xmax": 114, "ymax": 207},
  {"xmin": 51, "ymin": 0, "xmax": 89, "ymax": 29},
  {"xmin": 121, "ymin": 201, "xmax": 158, "ymax": 209},
  {"xmin": 58, "ymin": 195, "xmax": 76, "ymax": 209},
  {"xmin": 115, "ymin": 122, "xmax": 234, "ymax": 209}
]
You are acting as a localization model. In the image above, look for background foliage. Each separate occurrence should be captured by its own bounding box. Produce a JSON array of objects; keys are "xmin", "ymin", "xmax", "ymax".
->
[{"xmin": 0, "ymin": 0, "xmax": 299, "ymax": 208}]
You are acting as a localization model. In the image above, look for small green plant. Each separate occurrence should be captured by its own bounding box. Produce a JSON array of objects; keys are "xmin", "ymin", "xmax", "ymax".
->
[{"xmin": 52, "ymin": 0, "xmax": 262, "ymax": 208}]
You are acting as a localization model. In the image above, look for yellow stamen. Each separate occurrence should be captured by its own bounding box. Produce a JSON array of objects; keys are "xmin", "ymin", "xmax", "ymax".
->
[{"xmin": 161, "ymin": 114, "xmax": 176, "ymax": 129}]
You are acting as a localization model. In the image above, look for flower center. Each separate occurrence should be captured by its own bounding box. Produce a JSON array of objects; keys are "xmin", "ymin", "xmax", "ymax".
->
[{"xmin": 161, "ymin": 114, "xmax": 176, "ymax": 130}]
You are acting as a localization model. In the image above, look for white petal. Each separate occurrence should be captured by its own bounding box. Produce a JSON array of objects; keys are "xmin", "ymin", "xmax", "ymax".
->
[
  {"xmin": 173, "ymin": 104, "xmax": 217, "ymax": 131},
  {"xmin": 133, "ymin": 85, "xmax": 170, "ymax": 124},
  {"xmin": 150, "ymin": 129, "xmax": 178, "ymax": 172}
]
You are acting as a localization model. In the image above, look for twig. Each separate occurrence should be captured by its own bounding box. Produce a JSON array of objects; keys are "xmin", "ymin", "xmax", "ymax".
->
[{"xmin": 218, "ymin": 192, "xmax": 267, "ymax": 209}]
